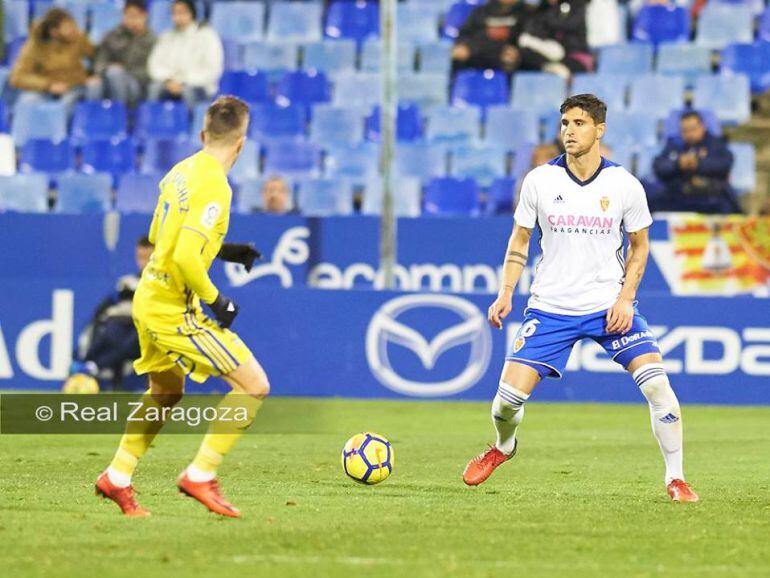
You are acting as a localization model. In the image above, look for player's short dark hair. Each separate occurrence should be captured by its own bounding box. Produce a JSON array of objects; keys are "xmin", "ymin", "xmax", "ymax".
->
[
  {"xmin": 137, "ymin": 235, "xmax": 153, "ymax": 247},
  {"xmin": 203, "ymin": 96, "xmax": 250, "ymax": 143},
  {"xmin": 560, "ymin": 94, "xmax": 607, "ymax": 125},
  {"xmin": 680, "ymin": 110, "xmax": 702, "ymax": 123},
  {"xmin": 124, "ymin": 0, "xmax": 148, "ymax": 13}
]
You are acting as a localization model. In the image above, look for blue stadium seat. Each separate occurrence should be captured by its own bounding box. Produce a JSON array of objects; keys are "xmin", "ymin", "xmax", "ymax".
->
[
  {"xmin": 398, "ymin": 4, "xmax": 440, "ymax": 44},
  {"xmin": 759, "ymin": 7, "xmax": 770, "ymax": 42},
  {"xmin": 333, "ymin": 73, "xmax": 382, "ymax": 110},
  {"xmin": 210, "ymin": 1, "xmax": 266, "ymax": 43},
  {"xmin": 56, "ymin": 173, "xmax": 113, "ymax": 214},
  {"xmin": 486, "ymin": 176, "xmax": 516, "ymax": 215},
  {"xmin": 264, "ymin": 141, "xmax": 321, "ymax": 177},
  {"xmin": 20, "ymin": 139, "xmax": 75, "ymax": 175},
  {"xmin": 0, "ymin": 99, "xmax": 9, "ymax": 133},
  {"xmin": 398, "ymin": 73, "xmax": 448, "ymax": 111},
  {"xmin": 11, "ymin": 101, "xmax": 68, "ymax": 146},
  {"xmin": 628, "ymin": 74, "xmax": 685, "ymax": 120},
  {"xmin": 4, "ymin": 0, "xmax": 29, "ymax": 42},
  {"xmin": 325, "ymin": 142, "xmax": 379, "ymax": 184},
  {"xmin": 602, "ymin": 110, "xmax": 659, "ymax": 150},
  {"xmin": 267, "ymin": 1, "xmax": 323, "ymax": 43},
  {"xmin": 632, "ymin": 5, "xmax": 690, "ymax": 46},
  {"xmin": 728, "ymin": 142, "xmax": 755, "ymax": 194},
  {"xmin": 362, "ymin": 177, "xmax": 422, "ymax": 217},
  {"xmin": 360, "ymin": 40, "xmax": 415, "ymax": 72},
  {"xmin": 296, "ymin": 178, "xmax": 354, "ymax": 216},
  {"xmin": 276, "ymin": 70, "xmax": 331, "ymax": 107},
  {"xmin": 570, "ymin": 74, "xmax": 628, "ymax": 111},
  {"xmin": 419, "ymin": 42, "xmax": 453, "ymax": 74},
  {"xmin": 450, "ymin": 144, "xmax": 507, "ymax": 187},
  {"xmin": 135, "ymin": 101, "xmax": 189, "ymax": 140},
  {"xmin": 607, "ymin": 145, "xmax": 633, "ymax": 171},
  {"xmin": 222, "ymin": 40, "xmax": 243, "ymax": 71},
  {"xmin": 484, "ymin": 107, "xmax": 539, "ymax": 151},
  {"xmin": 149, "ymin": 0, "xmax": 173, "ymax": 34},
  {"xmin": 366, "ymin": 103, "xmax": 423, "ymax": 142},
  {"xmin": 511, "ymin": 73, "xmax": 567, "ymax": 113},
  {"xmin": 452, "ymin": 69, "xmax": 509, "ymax": 110},
  {"xmin": 442, "ymin": 1, "xmax": 478, "ymax": 39},
  {"xmin": 81, "ymin": 138, "xmax": 138, "ymax": 180},
  {"xmin": 229, "ymin": 139, "xmax": 260, "ymax": 184},
  {"xmin": 218, "ymin": 70, "xmax": 271, "ymax": 102},
  {"xmin": 89, "ymin": 2, "xmax": 123, "ymax": 42},
  {"xmin": 512, "ymin": 142, "xmax": 534, "ymax": 178},
  {"xmin": 0, "ymin": 174, "xmax": 49, "ymax": 212},
  {"xmin": 310, "ymin": 104, "xmax": 364, "ymax": 147},
  {"xmin": 71, "ymin": 100, "xmax": 128, "ymax": 144},
  {"xmin": 140, "ymin": 137, "xmax": 200, "ymax": 174},
  {"xmin": 656, "ymin": 42, "xmax": 713, "ymax": 86},
  {"xmin": 242, "ymin": 42, "xmax": 299, "ymax": 73},
  {"xmin": 235, "ymin": 178, "xmax": 263, "ymax": 214},
  {"xmin": 696, "ymin": 4, "xmax": 753, "ymax": 49},
  {"xmin": 662, "ymin": 109, "xmax": 722, "ymax": 139},
  {"xmin": 325, "ymin": 1, "xmax": 379, "ymax": 43},
  {"xmin": 394, "ymin": 142, "xmax": 447, "ymax": 180},
  {"xmin": 249, "ymin": 103, "xmax": 306, "ymax": 142},
  {"xmin": 635, "ymin": 146, "xmax": 660, "ymax": 181},
  {"xmin": 720, "ymin": 43, "xmax": 770, "ymax": 94},
  {"xmin": 427, "ymin": 106, "xmax": 480, "ymax": 144},
  {"xmin": 693, "ymin": 74, "xmax": 751, "ymax": 125},
  {"xmin": 116, "ymin": 172, "xmax": 163, "ymax": 214},
  {"xmin": 598, "ymin": 43, "xmax": 653, "ymax": 75},
  {"xmin": 424, "ymin": 177, "xmax": 479, "ymax": 216},
  {"xmin": 302, "ymin": 41, "xmax": 357, "ymax": 79}
]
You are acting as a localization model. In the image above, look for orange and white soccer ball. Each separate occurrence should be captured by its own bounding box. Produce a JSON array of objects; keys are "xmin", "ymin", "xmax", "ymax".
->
[
  {"xmin": 62, "ymin": 373, "xmax": 100, "ymax": 394},
  {"xmin": 341, "ymin": 432, "xmax": 394, "ymax": 485}
]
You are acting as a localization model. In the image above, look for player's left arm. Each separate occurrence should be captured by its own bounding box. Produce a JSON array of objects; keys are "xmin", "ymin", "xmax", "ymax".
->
[{"xmin": 606, "ymin": 227, "xmax": 649, "ymax": 334}]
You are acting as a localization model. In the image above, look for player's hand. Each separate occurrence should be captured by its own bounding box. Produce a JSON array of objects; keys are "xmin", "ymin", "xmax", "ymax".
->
[
  {"xmin": 208, "ymin": 293, "xmax": 239, "ymax": 329},
  {"xmin": 217, "ymin": 242, "xmax": 262, "ymax": 272},
  {"xmin": 606, "ymin": 297, "xmax": 634, "ymax": 335},
  {"xmin": 488, "ymin": 291, "xmax": 513, "ymax": 330}
]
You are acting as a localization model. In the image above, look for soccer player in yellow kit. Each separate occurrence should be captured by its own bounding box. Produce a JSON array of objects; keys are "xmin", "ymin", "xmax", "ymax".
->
[{"xmin": 96, "ymin": 96, "xmax": 268, "ymax": 518}]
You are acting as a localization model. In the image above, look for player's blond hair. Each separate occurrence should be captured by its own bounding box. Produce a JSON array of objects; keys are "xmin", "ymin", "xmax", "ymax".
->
[{"xmin": 203, "ymin": 96, "xmax": 250, "ymax": 144}]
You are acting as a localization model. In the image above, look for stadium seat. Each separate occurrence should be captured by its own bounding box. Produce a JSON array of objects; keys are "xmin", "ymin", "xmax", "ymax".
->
[
  {"xmin": 728, "ymin": 142, "xmax": 756, "ymax": 194},
  {"xmin": 632, "ymin": 5, "xmax": 690, "ymax": 46},
  {"xmin": 512, "ymin": 142, "xmax": 535, "ymax": 178},
  {"xmin": 4, "ymin": 0, "xmax": 29, "ymax": 42},
  {"xmin": 210, "ymin": 1, "xmax": 266, "ymax": 43},
  {"xmin": 693, "ymin": 74, "xmax": 751, "ymax": 125},
  {"xmin": 511, "ymin": 73, "xmax": 567, "ymax": 113},
  {"xmin": 427, "ymin": 106, "xmax": 480, "ymax": 144},
  {"xmin": 635, "ymin": 146, "xmax": 659, "ymax": 181},
  {"xmin": 140, "ymin": 137, "xmax": 200, "ymax": 174},
  {"xmin": 222, "ymin": 40, "xmax": 243, "ymax": 71},
  {"xmin": 235, "ymin": 178, "xmax": 264, "ymax": 213},
  {"xmin": 0, "ymin": 134, "xmax": 15, "ymax": 176},
  {"xmin": 398, "ymin": 73, "xmax": 449, "ymax": 112},
  {"xmin": 249, "ymin": 103, "xmax": 306, "ymax": 142},
  {"xmin": 325, "ymin": 142, "xmax": 379, "ymax": 184},
  {"xmin": 242, "ymin": 42, "xmax": 299, "ymax": 73},
  {"xmin": 296, "ymin": 178, "xmax": 354, "ymax": 216},
  {"xmin": 310, "ymin": 105, "xmax": 364, "ymax": 147},
  {"xmin": 486, "ymin": 176, "xmax": 516, "ymax": 215},
  {"xmin": 267, "ymin": 1, "xmax": 323, "ymax": 43},
  {"xmin": 365, "ymin": 103, "xmax": 423, "ymax": 143},
  {"xmin": 484, "ymin": 107, "xmax": 539, "ymax": 151},
  {"xmin": 360, "ymin": 40, "xmax": 415, "ymax": 72},
  {"xmin": 0, "ymin": 174, "xmax": 48, "ymax": 212},
  {"xmin": 602, "ymin": 110, "xmax": 659, "ymax": 150},
  {"xmin": 628, "ymin": 75, "xmax": 685, "ymax": 120},
  {"xmin": 135, "ymin": 101, "xmax": 189, "ymax": 140},
  {"xmin": 302, "ymin": 41, "xmax": 357, "ymax": 79},
  {"xmin": 81, "ymin": 138, "xmax": 138, "ymax": 180},
  {"xmin": 264, "ymin": 141, "xmax": 321, "ymax": 177},
  {"xmin": 276, "ymin": 70, "xmax": 331, "ymax": 107},
  {"xmin": 442, "ymin": 1, "xmax": 478, "ymax": 39},
  {"xmin": 325, "ymin": 1, "xmax": 379, "ymax": 43},
  {"xmin": 397, "ymin": 4, "xmax": 440, "ymax": 44},
  {"xmin": 89, "ymin": 2, "xmax": 123, "ymax": 42},
  {"xmin": 0, "ymin": 99, "xmax": 9, "ymax": 133},
  {"xmin": 452, "ymin": 69, "xmax": 509, "ymax": 111},
  {"xmin": 418, "ymin": 42, "xmax": 453, "ymax": 74},
  {"xmin": 759, "ymin": 7, "xmax": 770, "ymax": 42},
  {"xmin": 696, "ymin": 4, "xmax": 753, "ymax": 49},
  {"xmin": 149, "ymin": 0, "xmax": 172, "ymax": 33},
  {"xmin": 450, "ymin": 144, "xmax": 507, "ymax": 187},
  {"xmin": 394, "ymin": 142, "xmax": 448, "ymax": 179},
  {"xmin": 71, "ymin": 100, "xmax": 128, "ymax": 144},
  {"xmin": 607, "ymin": 145, "xmax": 633, "ymax": 171},
  {"xmin": 424, "ymin": 176, "xmax": 479, "ymax": 216},
  {"xmin": 19, "ymin": 139, "xmax": 76, "ymax": 175},
  {"xmin": 333, "ymin": 72, "xmax": 382, "ymax": 110},
  {"xmin": 570, "ymin": 74, "xmax": 628, "ymax": 111},
  {"xmin": 656, "ymin": 43, "xmax": 713, "ymax": 86},
  {"xmin": 662, "ymin": 109, "xmax": 722, "ymax": 139},
  {"xmin": 720, "ymin": 43, "xmax": 770, "ymax": 94},
  {"xmin": 218, "ymin": 70, "xmax": 271, "ymax": 102},
  {"xmin": 11, "ymin": 101, "xmax": 68, "ymax": 146},
  {"xmin": 56, "ymin": 173, "xmax": 112, "ymax": 214},
  {"xmin": 598, "ymin": 43, "xmax": 653, "ymax": 75},
  {"xmin": 116, "ymin": 172, "xmax": 163, "ymax": 213},
  {"xmin": 362, "ymin": 177, "xmax": 422, "ymax": 217},
  {"xmin": 229, "ymin": 139, "xmax": 260, "ymax": 184}
]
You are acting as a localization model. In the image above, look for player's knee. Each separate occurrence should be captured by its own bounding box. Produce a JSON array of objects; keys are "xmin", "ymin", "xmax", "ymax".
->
[
  {"xmin": 150, "ymin": 390, "xmax": 183, "ymax": 407},
  {"xmin": 633, "ymin": 363, "xmax": 679, "ymax": 413},
  {"xmin": 244, "ymin": 376, "xmax": 270, "ymax": 400},
  {"xmin": 493, "ymin": 380, "xmax": 529, "ymax": 418}
]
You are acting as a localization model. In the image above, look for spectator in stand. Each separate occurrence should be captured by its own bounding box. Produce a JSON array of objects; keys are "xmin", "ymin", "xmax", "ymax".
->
[
  {"xmin": 451, "ymin": 0, "xmax": 530, "ymax": 73},
  {"xmin": 147, "ymin": 0, "xmax": 223, "ymax": 109},
  {"xmin": 517, "ymin": 0, "xmax": 592, "ymax": 78},
  {"xmin": 261, "ymin": 177, "xmax": 293, "ymax": 215},
  {"xmin": 93, "ymin": 0, "xmax": 155, "ymax": 107},
  {"xmin": 652, "ymin": 111, "xmax": 739, "ymax": 214},
  {"xmin": 9, "ymin": 8, "xmax": 98, "ymax": 112}
]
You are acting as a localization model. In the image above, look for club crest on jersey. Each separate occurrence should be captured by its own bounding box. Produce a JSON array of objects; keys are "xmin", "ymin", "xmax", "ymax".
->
[
  {"xmin": 513, "ymin": 337, "xmax": 526, "ymax": 353},
  {"xmin": 600, "ymin": 196, "xmax": 610, "ymax": 212}
]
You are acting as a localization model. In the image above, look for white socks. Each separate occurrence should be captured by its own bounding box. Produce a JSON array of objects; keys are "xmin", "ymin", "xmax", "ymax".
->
[
  {"xmin": 106, "ymin": 467, "xmax": 132, "ymax": 488},
  {"xmin": 633, "ymin": 363, "xmax": 685, "ymax": 484},
  {"xmin": 492, "ymin": 381, "xmax": 529, "ymax": 455},
  {"xmin": 186, "ymin": 464, "xmax": 217, "ymax": 483}
]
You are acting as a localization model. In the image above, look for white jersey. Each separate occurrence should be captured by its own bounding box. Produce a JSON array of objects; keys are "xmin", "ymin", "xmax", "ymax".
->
[{"xmin": 514, "ymin": 155, "xmax": 653, "ymax": 315}]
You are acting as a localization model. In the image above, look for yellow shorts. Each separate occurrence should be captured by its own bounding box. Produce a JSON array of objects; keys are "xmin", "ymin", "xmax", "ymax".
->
[{"xmin": 133, "ymin": 308, "xmax": 253, "ymax": 383}]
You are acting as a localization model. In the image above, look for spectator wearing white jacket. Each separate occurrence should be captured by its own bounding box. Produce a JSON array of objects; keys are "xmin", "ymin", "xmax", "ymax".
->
[{"xmin": 147, "ymin": 0, "xmax": 223, "ymax": 109}]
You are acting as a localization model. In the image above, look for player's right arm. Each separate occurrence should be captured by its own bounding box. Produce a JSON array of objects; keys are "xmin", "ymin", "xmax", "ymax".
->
[{"xmin": 488, "ymin": 224, "xmax": 532, "ymax": 329}]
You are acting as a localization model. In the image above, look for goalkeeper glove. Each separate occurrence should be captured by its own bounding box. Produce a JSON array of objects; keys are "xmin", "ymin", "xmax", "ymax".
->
[
  {"xmin": 207, "ymin": 293, "xmax": 239, "ymax": 329},
  {"xmin": 217, "ymin": 243, "xmax": 262, "ymax": 272}
]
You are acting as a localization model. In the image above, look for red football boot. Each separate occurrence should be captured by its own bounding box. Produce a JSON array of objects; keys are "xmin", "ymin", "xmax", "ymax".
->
[
  {"xmin": 667, "ymin": 479, "xmax": 699, "ymax": 503},
  {"xmin": 463, "ymin": 442, "xmax": 517, "ymax": 486},
  {"xmin": 177, "ymin": 472, "xmax": 241, "ymax": 518},
  {"xmin": 95, "ymin": 471, "xmax": 150, "ymax": 517}
]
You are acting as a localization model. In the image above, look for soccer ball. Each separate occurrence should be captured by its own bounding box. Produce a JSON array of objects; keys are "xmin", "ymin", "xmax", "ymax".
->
[
  {"xmin": 341, "ymin": 432, "xmax": 394, "ymax": 485},
  {"xmin": 62, "ymin": 373, "xmax": 100, "ymax": 394}
]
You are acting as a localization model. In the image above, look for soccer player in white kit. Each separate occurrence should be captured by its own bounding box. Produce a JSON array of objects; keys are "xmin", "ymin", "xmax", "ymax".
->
[{"xmin": 462, "ymin": 94, "xmax": 698, "ymax": 502}]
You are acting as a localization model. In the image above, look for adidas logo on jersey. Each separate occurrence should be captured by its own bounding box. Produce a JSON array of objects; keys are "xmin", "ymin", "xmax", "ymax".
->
[{"xmin": 554, "ymin": 195, "xmax": 565, "ymax": 204}]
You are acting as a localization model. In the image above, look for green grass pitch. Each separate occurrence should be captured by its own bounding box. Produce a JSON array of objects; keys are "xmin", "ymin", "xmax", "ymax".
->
[{"xmin": 1, "ymin": 398, "xmax": 769, "ymax": 578}]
